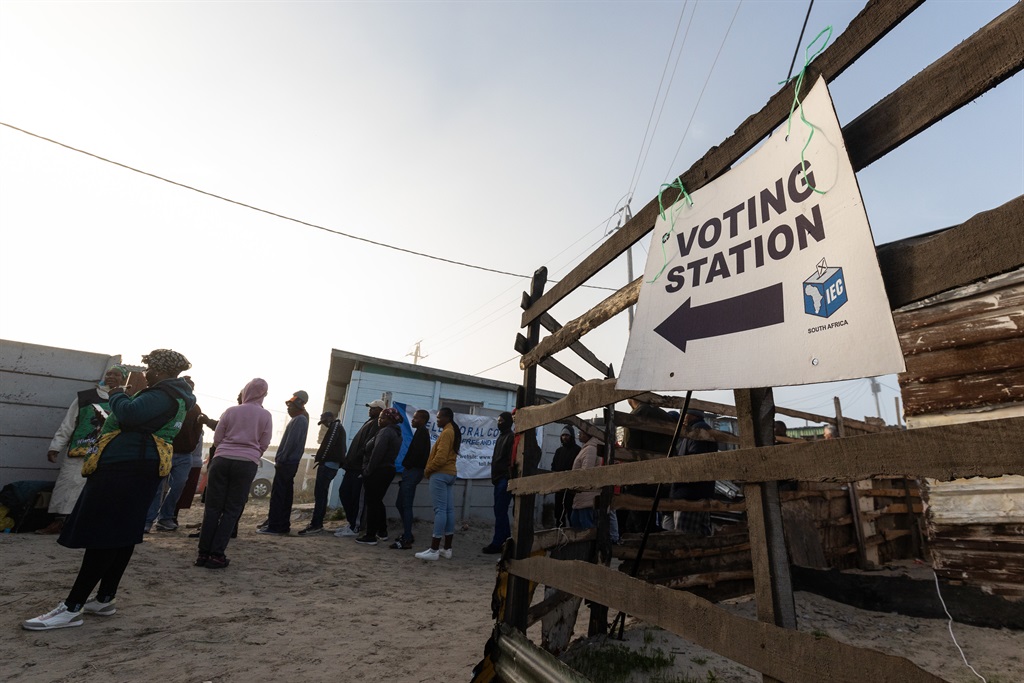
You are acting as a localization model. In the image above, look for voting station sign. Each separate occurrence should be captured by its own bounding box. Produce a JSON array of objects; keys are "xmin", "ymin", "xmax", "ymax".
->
[{"xmin": 618, "ymin": 78, "xmax": 905, "ymax": 392}]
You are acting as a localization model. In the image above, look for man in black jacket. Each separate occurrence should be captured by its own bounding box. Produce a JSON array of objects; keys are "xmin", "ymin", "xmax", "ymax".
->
[
  {"xmin": 550, "ymin": 425, "xmax": 580, "ymax": 527},
  {"xmin": 670, "ymin": 409, "xmax": 717, "ymax": 536},
  {"xmin": 334, "ymin": 400, "xmax": 383, "ymax": 538},
  {"xmin": 482, "ymin": 411, "xmax": 515, "ymax": 554},
  {"xmin": 391, "ymin": 409, "xmax": 430, "ymax": 549},
  {"xmin": 298, "ymin": 412, "xmax": 347, "ymax": 536}
]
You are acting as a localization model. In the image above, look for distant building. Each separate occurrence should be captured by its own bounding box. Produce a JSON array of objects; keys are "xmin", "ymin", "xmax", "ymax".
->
[{"xmin": 320, "ymin": 348, "xmax": 564, "ymax": 520}]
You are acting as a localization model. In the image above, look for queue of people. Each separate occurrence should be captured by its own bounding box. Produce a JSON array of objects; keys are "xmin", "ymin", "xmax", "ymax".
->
[{"xmin": 29, "ymin": 369, "xmax": 717, "ymax": 633}]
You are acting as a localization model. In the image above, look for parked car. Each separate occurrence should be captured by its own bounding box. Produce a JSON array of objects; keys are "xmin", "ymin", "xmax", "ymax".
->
[{"xmin": 197, "ymin": 456, "xmax": 277, "ymax": 499}]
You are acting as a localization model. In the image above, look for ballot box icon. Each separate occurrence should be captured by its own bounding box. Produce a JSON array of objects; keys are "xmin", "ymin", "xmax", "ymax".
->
[{"xmin": 803, "ymin": 259, "xmax": 847, "ymax": 318}]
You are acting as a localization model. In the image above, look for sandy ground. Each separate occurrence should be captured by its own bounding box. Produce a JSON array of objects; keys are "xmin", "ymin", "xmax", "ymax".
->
[{"xmin": 2, "ymin": 501, "xmax": 1021, "ymax": 683}]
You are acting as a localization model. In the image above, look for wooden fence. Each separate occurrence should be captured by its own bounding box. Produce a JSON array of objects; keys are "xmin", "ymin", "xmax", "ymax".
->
[{"xmin": 495, "ymin": 2, "xmax": 1023, "ymax": 682}]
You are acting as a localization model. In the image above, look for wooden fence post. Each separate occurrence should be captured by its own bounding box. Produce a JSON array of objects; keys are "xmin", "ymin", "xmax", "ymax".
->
[
  {"xmin": 734, "ymin": 388, "xmax": 797, "ymax": 670},
  {"xmin": 506, "ymin": 267, "xmax": 547, "ymax": 632},
  {"xmin": 836, "ymin": 397, "xmax": 870, "ymax": 569}
]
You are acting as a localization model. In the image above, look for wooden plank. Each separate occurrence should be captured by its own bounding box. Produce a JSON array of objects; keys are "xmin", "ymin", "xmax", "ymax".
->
[
  {"xmin": 844, "ymin": 2, "xmax": 1024, "ymax": 170},
  {"xmin": 514, "ymin": 378, "xmax": 645, "ymax": 432},
  {"xmin": 612, "ymin": 493, "xmax": 745, "ymax": 513},
  {"xmin": 901, "ymin": 336, "xmax": 1024, "ymax": 383},
  {"xmin": 510, "ymin": 556, "xmax": 944, "ymax": 683},
  {"xmin": 878, "ymin": 196, "xmax": 1024, "ymax": 308},
  {"xmin": 520, "ymin": 0, "xmax": 926, "ymax": 328},
  {"xmin": 521, "ymin": 278, "xmax": 640, "ymax": 370},
  {"xmin": 898, "ymin": 308, "xmax": 1023, "ymax": 355},
  {"xmin": 616, "ymin": 411, "xmax": 741, "ymax": 446},
  {"xmin": 538, "ymin": 355, "xmax": 586, "ymax": 387},
  {"xmin": 507, "ymin": 417, "xmax": 1024, "ymax": 495},
  {"xmin": 531, "ymin": 527, "xmax": 596, "ymax": 553},
  {"xmin": 893, "ymin": 274, "xmax": 1024, "ymax": 332},
  {"xmin": 736, "ymin": 388, "xmax": 796, "ymax": 639},
  {"xmin": 900, "ymin": 367, "xmax": 1024, "ymax": 416},
  {"xmin": 538, "ymin": 312, "xmax": 612, "ymax": 377}
]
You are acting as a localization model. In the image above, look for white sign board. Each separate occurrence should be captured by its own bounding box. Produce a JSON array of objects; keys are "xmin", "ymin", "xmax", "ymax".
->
[{"xmin": 618, "ymin": 78, "xmax": 904, "ymax": 391}]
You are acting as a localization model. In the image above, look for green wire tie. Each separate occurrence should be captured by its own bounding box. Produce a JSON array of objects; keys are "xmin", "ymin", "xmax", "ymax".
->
[
  {"xmin": 647, "ymin": 177, "xmax": 693, "ymax": 283},
  {"xmin": 779, "ymin": 25, "xmax": 832, "ymax": 196}
]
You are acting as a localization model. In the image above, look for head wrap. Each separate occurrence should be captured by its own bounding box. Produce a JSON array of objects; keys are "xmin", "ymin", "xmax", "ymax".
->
[
  {"xmin": 561, "ymin": 425, "xmax": 574, "ymax": 438},
  {"xmin": 141, "ymin": 349, "xmax": 192, "ymax": 376},
  {"xmin": 105, "ymin": 364, "xmax": 130, "ymax": 379},
  {"xmin": 379, "ymin": 407, "xmax": 403, "ymax": 424}
]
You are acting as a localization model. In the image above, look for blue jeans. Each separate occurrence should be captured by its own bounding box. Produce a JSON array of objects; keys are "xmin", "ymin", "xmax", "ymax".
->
[
  {"xmin": 396, "ymin": 467, "xmax": 423, "ymax": 543},
  {"xmin": 490, "ymin": 478, "xmax": 512, "ymax": 547},
  {"xmin": 339, "ymin": 469, "xmax": 363, "ymax": 531},
  {"xmin": 310, "ymin": 464, "xmax": 338, "ymax": 528},
  {"xmin": 267, "ymin": 462, "xmax": 299, "ymax": 533},
  {"xmin": 429, "ymin": 473, "xmax": 456, "ymax": 538},
  {"xmin": 570, "ymin": 507, "xmax": 595, "ymax": 529},
  {"xmin": 145, "ymin": 452, "xmax": 192, "ymax": 527}
]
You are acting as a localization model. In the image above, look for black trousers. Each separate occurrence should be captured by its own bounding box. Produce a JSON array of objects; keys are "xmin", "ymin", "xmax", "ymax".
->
[
  {"xmin": 266, "ymin": 462, "xmax": 299, "ymax": 532},
  {"xmin": 66, "ymin": 545, "xmax": 135, "ymax": 608},
  {"xmin": 199, "ymin": 457, "xmax": 257, "ymax": 556},
  {"xmin": 362, "ymin": 468, "xmax": 395, "ymax": 538}
]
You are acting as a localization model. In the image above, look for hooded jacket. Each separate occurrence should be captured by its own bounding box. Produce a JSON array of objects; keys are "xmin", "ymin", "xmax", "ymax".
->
[
  {"xmin": 363, "ymin": 422, "xmax": 402, "ymax": 477},
  {"xmin": 490, "ymin": 420, "xmax": 515, "ymax": 484},
  {"xmin": 213, "ymin": 378, "xmax": 274, "ymax": 465},
  {"xmin": 571, "ymin": 436, "xmax": 605, "ymax": 510}
]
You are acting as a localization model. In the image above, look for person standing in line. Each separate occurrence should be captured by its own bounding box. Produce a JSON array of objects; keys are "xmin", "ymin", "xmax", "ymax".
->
[
  {"xmin": 298, "ymin": 412, "xmax": 347, "ymax": 536},
  {"xmin": 23, "ymin": 350, "xmax": 195, "ymax": 630},
  {"xmin": 416, "ymin": 407, "xmax": 460, "ymax": 561},
  {"xmin": 195, "ymin": 378, "xmax": 273, "ymax": 568},
  {"xmin": 670, "ymin": 409, "xmax": 718, "ymax": 537},
  {"xmin": 482, "ymin": 411, "xmax": 514, "ymax": 554},
  {"xmin": 570, "ymin": 430, "xmax": 604, "ymax": 530},
  {"xmin": 356, "ymin": 407, "xmax": 403, "ymax": 545},
  {"xmin": 335, "ymin": 400, "xmax": 383, "ymax": 538},
  {"xmin": 550, "ymin": 425, "xmax": 580, "ymax": 528},
  {"xmin": 145, "ymin": 376, "xmax": 204, "ymax": 532},
  {"xmin": 36, "ymin": 365, "xmax": 129, "ymax": 536},
  {"xmin": 391, "ymin": 409, "xmax": 430, "ymax": 550},
  {"xmin": 259, "ymin": 391, "xmax": 309, "ymax": 536}
]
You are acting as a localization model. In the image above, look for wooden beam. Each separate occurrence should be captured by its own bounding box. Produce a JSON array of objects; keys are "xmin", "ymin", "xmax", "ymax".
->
[
  {"xmin": 736, "ymin": 388, "xmax": 797, "ymax": 640},
  {"xmin": 845, "ymin": 3, "xmax": 1024, "ymax": 170},
  {"xmin": 521, "ymin": 278, "xmax": 640, "ymax": 370},
  {"xmin": 531, "ymin": 527, "xmax": 596, "ymax": 553},
  {"xmin": 538, "ymin": 355, "xmax": 586, "ymax": 387},
  {"xmin": 612, "ymin": 493, "xmax": 745, "ymax": 513},
  {"xmin": 507, "ymin": 417, "xmax": 1024, "ymax": 495},
  {"xmin": 514, "ymin": 378, "xmax": 645, "ymax": 432},
  {"xmin": 520, "ymin": 0, "xmax": 925, "ymax": 328},
  {"xmin": 538, "ymin": 312, "xmax": 612, "ymax": 377},
  {"xmin": 616, "ymin": 411, "xmax": 740, "ymax": 445},
  {"xmin": 878, "ymin": 196, "xmax": 1024, "ymax": 308},
  {"xmin": 509, "ymin": 556, "xmax": 944, "ymax": 683}
]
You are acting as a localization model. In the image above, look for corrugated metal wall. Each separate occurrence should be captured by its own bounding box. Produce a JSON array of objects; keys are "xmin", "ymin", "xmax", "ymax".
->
[{"xmin": 0, "ymin": 339, "xmax": 118, "ymax": 487}]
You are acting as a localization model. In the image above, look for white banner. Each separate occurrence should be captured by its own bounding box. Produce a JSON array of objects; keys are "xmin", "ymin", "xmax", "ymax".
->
[
  {"xmin": 619, "ymin": 78, "xmax": 905, "ymax": 391},
  {"xmin": 394, "ymin": 402, "xmax": 499, "ymax": 480}
]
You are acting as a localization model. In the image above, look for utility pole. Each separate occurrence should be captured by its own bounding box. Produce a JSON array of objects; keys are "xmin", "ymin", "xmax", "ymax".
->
[
  {"xmin": 407, "ymin": 340, "xmax": 427, "ymax": 365},
  {"xmin": 869, "ymin": 376, "xmax": 883, "ymax": 420},
  {"xmin": 623, "ymin": 203, "xmax": 635, "ymax": 330}
]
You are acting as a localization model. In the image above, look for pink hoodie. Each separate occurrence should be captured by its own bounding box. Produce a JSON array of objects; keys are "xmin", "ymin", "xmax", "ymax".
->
[{"xmin": 213, "ymin": 378, "xmax": 273, "ymax": 465}]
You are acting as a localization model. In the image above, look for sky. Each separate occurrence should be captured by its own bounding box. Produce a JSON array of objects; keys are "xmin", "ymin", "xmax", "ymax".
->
[{"xmin": 1, "ymin": 1, "xmax": 1021, "ymax": 444}]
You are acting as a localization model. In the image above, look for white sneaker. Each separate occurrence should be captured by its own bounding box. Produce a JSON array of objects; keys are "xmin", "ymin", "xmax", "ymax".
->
[
  {"xmin": 334, "ymin": 526, "xmax": 357, "ymax": 538},
  {"xmin": 440, "ymin": 548, "xmax": 453, "ymax": 560},
  {"xmin": 415, "ymin": 548, "xmax": 440, "ymax": 561},
  {"xmin": 22, "ymin": 602, "xmax": 84, "ymax": 631},
  {"xmin": 83, "ymin": 597, "xmax": 117, "ymax": 616}
]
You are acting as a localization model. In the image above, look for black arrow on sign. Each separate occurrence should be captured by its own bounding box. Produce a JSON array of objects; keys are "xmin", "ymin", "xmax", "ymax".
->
[{"xmin": 654, "ymin": 283, "xmax": 785, "ymax": 352}]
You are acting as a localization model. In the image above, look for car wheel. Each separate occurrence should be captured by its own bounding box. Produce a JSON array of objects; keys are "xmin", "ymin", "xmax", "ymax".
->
[{"xmin": 250, "ymin": 479, "xmax": 271, "ymax": 498}]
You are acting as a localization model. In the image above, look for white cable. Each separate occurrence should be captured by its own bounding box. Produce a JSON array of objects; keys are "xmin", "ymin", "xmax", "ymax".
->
[{"xmin": 933, "ymin": 571, "xmax": 987, "ymax": 682}]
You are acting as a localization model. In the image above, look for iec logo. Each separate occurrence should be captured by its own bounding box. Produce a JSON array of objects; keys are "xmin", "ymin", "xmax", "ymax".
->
[{"xmin": 803, "ymin": 258, "xmax": 847, "ymax": 318}]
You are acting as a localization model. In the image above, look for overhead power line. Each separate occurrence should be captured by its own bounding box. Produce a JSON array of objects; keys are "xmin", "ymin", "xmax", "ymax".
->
[{"xmin": 0, "ymin": 121, "xmax": 617, "ymax": 291}]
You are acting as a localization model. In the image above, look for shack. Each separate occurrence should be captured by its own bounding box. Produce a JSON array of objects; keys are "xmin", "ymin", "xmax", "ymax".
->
[{"xmin": 320, "ymin": 348, "xmax": 564, "ymax": 521}]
